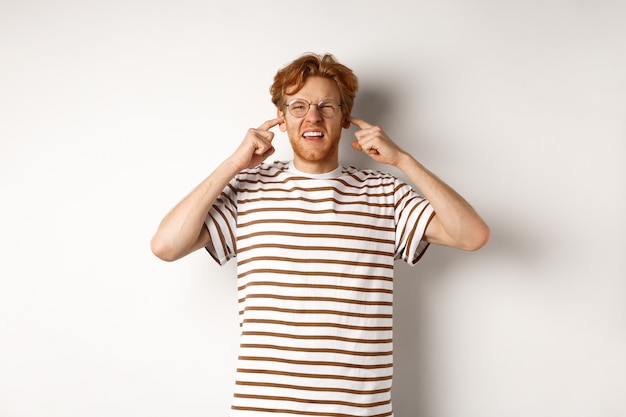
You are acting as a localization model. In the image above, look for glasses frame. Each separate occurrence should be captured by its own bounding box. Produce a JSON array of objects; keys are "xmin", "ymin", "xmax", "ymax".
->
[{"xmin": 284, "ymin": 98, "xmax": 342, "ymax": 119}]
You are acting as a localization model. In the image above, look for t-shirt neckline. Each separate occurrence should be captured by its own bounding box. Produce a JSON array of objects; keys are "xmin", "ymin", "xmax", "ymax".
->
[{"xmin": 287, "ymin": 161, "xmax": 343, "ymax": 179}]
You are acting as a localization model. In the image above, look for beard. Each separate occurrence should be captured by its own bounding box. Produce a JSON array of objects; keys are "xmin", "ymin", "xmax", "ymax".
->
[{"xmin": 289, "ymin": 135, "xmax": 340, "ymax": 165}]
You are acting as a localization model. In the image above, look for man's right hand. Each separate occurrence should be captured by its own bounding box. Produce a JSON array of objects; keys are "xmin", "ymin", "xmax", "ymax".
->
[
  {"xmin": 151, "ymin": 116, "xmax": 285, "ymax": 262},
  {"xmin": 229, "ymin": 116, "xmax": 285, "ymax": 171}
]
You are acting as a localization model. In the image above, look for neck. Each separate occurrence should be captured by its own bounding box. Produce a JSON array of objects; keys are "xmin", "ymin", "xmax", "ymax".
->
[{"xmin": 292, "ymin": 157, "xmax": 339, "ymax": 174}]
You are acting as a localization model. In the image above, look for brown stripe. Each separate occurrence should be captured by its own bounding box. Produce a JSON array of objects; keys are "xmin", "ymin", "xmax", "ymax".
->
[
  {"xmin": 412, "ymin": 211, "xmax": 436, "ymax": 263},
  {"xmin": 238, "ymin": 218, "xmax": 395, "ymax": 232},
  {"xmin": 239, "ymin": 293, "xmax": 392, "ymax": 306},
  {"xmin": 238, "ymin": 355, "xmax": 392, "ymax": 370},
  {"xmin": 231, "ymin": 405, "xmax": 393, "ymax": 417},
  {"xmin": 236, "ymin": 184, "xmax": 392, "ymax": 198},
  {"xmin": 238, "ymin": 167, "xmax": 284, "ymax": 179},
  {"xmin": 233, "ymin": 393, "xmax": 390, "ymax": 408},
  {"xmin": 403, "ymin": 199, "xmax": 429, "ymax": 257},
  {"xmin": 238, "ymin": 281, "xmax": 392, "ymax": 294},
  {"xmin": 237, "ymin": 256, "xmax": 393, "ymax": 270},
  {"xmin": 242, "ymin": 306, "xmax": 393, "ymax": 319},
  {"xmin": 334, "ymin": 175, "xmax": 394, "ymax": 189},
  {"xmin": 206, "ymin": 212, "xmax": 227, "ymax": 255},
  {"xmin": 241, "ymin": 331, "xmax": 392, "ymax": 344},
  {"xmin": 235, "ymin": 380, "xmax": 390, "ymax": 395},
  {"xmin": 239, "ymin": 206, "xmax": 394, "ymax": 220},
  {"xmin": 394, "ymin": 187, "xmax": 412, "ymax": 212},
  {"xmin": 212, "ymin": 203, "xmax": 236, "ymax": 252},
  {"xmin": 237, "ymin": 242, "xmax": 391, "ymax": 257},
  {"xmin": 236, "ymin": 368, "xmax": 392, "ymax": 382},
  {"xmin": 238, "ymin": 172, "xmax": 395, "ymax": 190},
  {"xmin": 242, "ymin": 318, "xmax": 392, "ymax": 332},
  {"xmin": 238, "ymin": 230, "xmax": 394, "ymax": 245},
  {"xmin": 237, "ymin": 269, "xmax": 393, "ymax": 282},
  {"xmin": 216, "ymin": 191, "xmax": 237, "ymax": 217},
  {"xmin": 240, "ymin": 343, "xmax": 393, "ymax": 357},
  {"xmin": 239, "ymin": 195, "xmax": 393, "ymax": 208}
]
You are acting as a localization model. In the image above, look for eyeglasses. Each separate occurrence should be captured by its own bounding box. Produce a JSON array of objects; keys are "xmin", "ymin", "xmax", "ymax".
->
[{"xmin": 284, "ymin": 98, "xmax": 342, "ymax": 118}]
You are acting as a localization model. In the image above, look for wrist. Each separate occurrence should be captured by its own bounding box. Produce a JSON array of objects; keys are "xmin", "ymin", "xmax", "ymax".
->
[
  {"xmin": 393, "ymin": 151, "xmax": 416, "ymax": 170},
  {"xmin": 224, "ymin": 155, "xmax": 248, "ymax": 175}
]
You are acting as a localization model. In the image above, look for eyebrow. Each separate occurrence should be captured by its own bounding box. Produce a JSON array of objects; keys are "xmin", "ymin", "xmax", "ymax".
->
[{"xmin": 288, "ymin": 97, "xmax": 340, "ymax": 103}]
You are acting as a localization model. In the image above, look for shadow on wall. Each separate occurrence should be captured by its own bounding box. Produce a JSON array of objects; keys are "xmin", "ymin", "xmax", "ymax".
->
[
  {"xmin": 340, "ymin": 80, "xmax": 539, "ymax": 416},
  {"xmin": 392, "ymin": 239, "xmax": 493, "ymax": 417},
  {"xmin": 340, "ymin": 85, "xmax": 397, "ymax": 170},
  {"xmin": 343, "ymin": 82, "xmax": 538, "ymax": 416},
  {"xmin": 340, "ymin": 82, "xmax": 443, "ymax": 416},
  {"xmin": 392, "ymin": 252, "xmax": 440, "ymax": 417},
  {"xmin": 390, "ymin": 210, "xmax": 541, "ymax": 417}
]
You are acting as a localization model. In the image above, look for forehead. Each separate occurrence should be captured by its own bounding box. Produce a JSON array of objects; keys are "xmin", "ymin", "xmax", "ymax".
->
[{"xmin": 286, "ymin": 76, "xmax": 340, "ymax": 101}]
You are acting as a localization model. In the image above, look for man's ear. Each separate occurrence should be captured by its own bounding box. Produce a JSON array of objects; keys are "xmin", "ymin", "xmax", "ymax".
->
[
  {"xmin": 342, "ymin": 110, "xmax": 352, "ymax": 129},
  {"xmin": 277, "ymin": 108, "xmax": 287, "ymax": 132}
]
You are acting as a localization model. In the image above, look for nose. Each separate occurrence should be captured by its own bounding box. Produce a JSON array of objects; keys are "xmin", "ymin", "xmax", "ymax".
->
[{"xmin": 305, "ymin": 104, "xmax": 323, "ymax": 122}]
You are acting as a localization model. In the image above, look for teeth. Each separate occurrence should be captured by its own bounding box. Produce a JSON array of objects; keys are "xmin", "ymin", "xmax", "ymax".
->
[{"xmin": 303, "ymin": 132, "xmax": 323, "ymax": 137}]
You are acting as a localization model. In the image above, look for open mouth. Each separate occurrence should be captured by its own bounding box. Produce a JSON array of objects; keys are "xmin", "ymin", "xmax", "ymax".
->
[{"xmin": 302, "ymin": 131, "xmax": 324, "ymax": 139}]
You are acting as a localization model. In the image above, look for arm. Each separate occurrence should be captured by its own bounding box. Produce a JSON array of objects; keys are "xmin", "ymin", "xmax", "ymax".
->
[
  {"xmin": 350, "ymin": 118, "xmax": 490, "ymax": 251},
  {"xmin": 150, "ymin": 117, "xmax": 284, "ymax": 261}
]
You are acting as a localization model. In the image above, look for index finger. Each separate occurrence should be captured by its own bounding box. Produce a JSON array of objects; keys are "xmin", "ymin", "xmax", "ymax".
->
[
  {"xmin": 258, "ymin": 116, "xmax": 285, "ymax": 131},
  {"xmin": 350, "ymin": 117, "xmax": 374, "ymax": 130}
]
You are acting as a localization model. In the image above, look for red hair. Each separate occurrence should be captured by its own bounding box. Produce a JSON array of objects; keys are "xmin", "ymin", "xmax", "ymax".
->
[{"xmin": 270, "ymin": 53, "xmax": 359, "ymax": 120}]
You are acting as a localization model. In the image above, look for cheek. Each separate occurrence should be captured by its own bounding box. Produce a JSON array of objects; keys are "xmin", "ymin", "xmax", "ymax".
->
[
  {"xmin": 285, "ymin": 119, "xmax": 303, "ymax": 137},
  {"xmin": 288, "ymin": 116, "xmax": 303, "ymax": 129}
]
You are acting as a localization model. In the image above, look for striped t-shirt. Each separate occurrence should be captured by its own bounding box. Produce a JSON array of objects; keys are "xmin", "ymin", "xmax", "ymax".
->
[{"xmin": 205, "ymin": 160, "xmax": 434, "ymax": 417}]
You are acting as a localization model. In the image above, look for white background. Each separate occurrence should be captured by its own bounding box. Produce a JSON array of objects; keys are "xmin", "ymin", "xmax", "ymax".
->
[{"xmin": 1, "ymin": 1, "xmax": 625, "ymax": 416}]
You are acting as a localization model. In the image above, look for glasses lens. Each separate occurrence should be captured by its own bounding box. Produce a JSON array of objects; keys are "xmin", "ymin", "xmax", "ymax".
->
[
  {"xmin": 318, "ymin": 100, "xmax": 339, "ymax": 118},
  {"xmin": 288, "ymin": 99, "xmax": 309, "ymax": 117},
  {"xmin": 287, "ymin": 99, "xmax": 341, "ymax": 118}
]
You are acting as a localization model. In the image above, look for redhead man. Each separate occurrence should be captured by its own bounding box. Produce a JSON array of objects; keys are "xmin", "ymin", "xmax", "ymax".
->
[{"xmin": 151, "ymin": 53, "xmax": 489, "ymax": 417}]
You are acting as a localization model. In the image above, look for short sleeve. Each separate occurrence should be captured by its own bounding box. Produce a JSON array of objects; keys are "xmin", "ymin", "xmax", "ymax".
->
[
  {"xmin": 393, "ymin": 180, "xmax": 436, "ymax": 266},
  {"xmin": 204, "ymin": 178, "xmax": 238, "ymax": 265}
]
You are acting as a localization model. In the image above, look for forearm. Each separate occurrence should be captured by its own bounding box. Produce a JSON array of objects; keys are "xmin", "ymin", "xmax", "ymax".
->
[
  {"xmin": 394, "ymin": 152, "xmax": 490, "ymax": 250},
  {"xmin": 150, "ymin": 159, "xmax": 241, "ymax": 261},
  {"xmin": 150, "ymin": 117, "xmax": 283, "ymax": 261}
]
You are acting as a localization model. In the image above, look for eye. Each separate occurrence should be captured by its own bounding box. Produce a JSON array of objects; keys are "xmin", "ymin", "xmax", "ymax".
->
[
  {"xmin": 289, "ymin": 100, "xmax": 308, "ymax": 111},
  {"xmin": 319, "ymin": 100, "xmax": 339, "ymax": 109}
]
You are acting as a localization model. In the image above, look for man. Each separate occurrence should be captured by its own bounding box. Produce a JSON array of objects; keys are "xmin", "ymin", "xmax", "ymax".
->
[{"xmin": 151, "ymin": 53, "xmax": 489, "ymax": 417}]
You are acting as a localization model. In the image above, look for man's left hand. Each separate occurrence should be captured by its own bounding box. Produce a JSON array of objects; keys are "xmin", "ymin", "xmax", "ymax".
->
[{"xmin": 350, "ymin": 117, "xmax": 404, "ymax": 167}]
